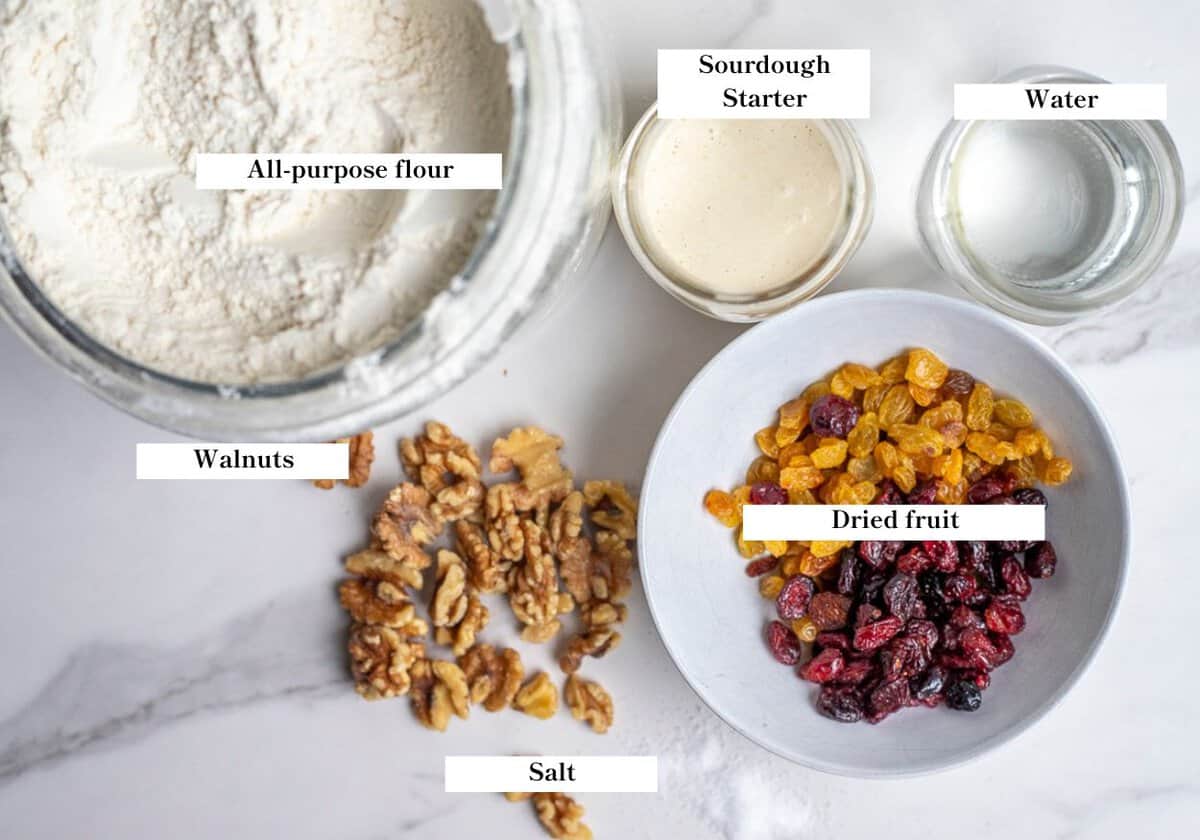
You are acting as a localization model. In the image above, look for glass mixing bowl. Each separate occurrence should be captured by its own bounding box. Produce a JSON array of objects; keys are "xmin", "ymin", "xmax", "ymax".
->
[{"xmin": 0, "ymin": 0, "xmax": 620, "ymax": 441}]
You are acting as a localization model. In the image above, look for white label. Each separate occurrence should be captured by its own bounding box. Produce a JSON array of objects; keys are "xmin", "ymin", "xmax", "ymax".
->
[
  {"xmin": 954, "ymin": 84, "xmax": 1167, "ymax": 120},
  {"xmin": 444, "ymin": 756, "xmax": 658, "ymax": 793},
  {"xmin": 741, "ymin": 505, "xmax": 1044, "ymax": 541},
  {"xmin": 195, "ymin": 154, "xmax": 503, "ymax": 190},
  {"xmin": 136, "ymin": 443, "xmax": 350, "ymax": 480},
  {"xmin": 657, "ymin": 49, "xmax": 870, "ymax": 119}
]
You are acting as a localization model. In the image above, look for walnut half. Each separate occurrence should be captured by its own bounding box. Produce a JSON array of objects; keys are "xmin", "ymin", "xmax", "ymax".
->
[
  {"xmin": 564, "ymin": 674, "xmax": 613, "ymax": 734},
  {"xmin": 410, "ymin": 659, "xmax": 470, "ymax": 731},
  {"xmin": 459, "ymin": 644, "xmax": 523, "ymax": 712},
  {"xmin": 314, "ymin": 431, "xmax": 374, "ymax": 489},
  {"xmin": 348, "ymin": 624, "xmax": 424, "ymax": 700},
  {"xmin": 532, "ymin": 793, "xmax": 592, "ymax": 840},
  {"xmin": 513, "ymin": 672, "xmax": 558, "ymax": 720}
]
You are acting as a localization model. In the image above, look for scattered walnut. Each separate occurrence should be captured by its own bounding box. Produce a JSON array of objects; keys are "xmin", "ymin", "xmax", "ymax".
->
[
  {"xmin": 410, "ymin": 659, "xmax": 470, "ymax": 731},
  {"xmin": 401, "ymin": 421, "xmax": 486, "ymax": 524},
  {"xmin": 491, "ymin": 427, "xmax": 573, "ymax": 500},
  {"xmin": 548, "ymin": 491, "xmax": 584, "ymax": 542},
  {"xmin": 348, "ymin": 623, "xmax": 424, "ymax": 700},
  {"xmin": 314, "ymin": 431, "xmax": 375, "ymax": 489},
  {"xmin": 372, "ymin": 483, "xmax": 441, "ymax": 567},
  {"xmin": 436, "ymin": 595, "xmax": 489, "ymax": 656},
  {"xmin": 430, "ymin": 550, "xmax": 469, "ymax": 628},
  {"xmin": 339, "ymin": 579, "xmax": 427, "ymax": 636},
  {"xmin": 508, "ymin": 520, "xmax": 566, "ymax": 639},
  {"xmin": 579, "ymin": 600, "xmax": 628, "ymax": 630},
  {"xmin": 459, "ymin": 644, "xmax": 523, "ymax": 711},
  {"xmin": 532, "ymin": 792, "xmax": 592, "ymax": 840},
  {"xmin": 556, "ymin": 535, "xmax": 594, "ymax": 605},
  {"xmin": 583, "ymin": 480, "xmax": 638, "ymax": 541},
  {"xmin": 558, "ymin": 628, "xmax": 621, "ymax": 674},
  {"xmin": 486, "ymin": 483, "xmax": 530, "ymax": 562},
  {"xmin": 590, "ymin": 530, "xmax": 634, "ymax": 602},
  {"xmin": 504, "ymin": 792, "xmax": 532, "ymax": 803},
  {"xmin": 344, "ymin": 547, "xmax": 425, "ymax": 590},
  {"xmin": 513, "ymin": 672, "xmax": 559, "ymax": 719},
  {"xmin": 520, "ymin": 620, "xmax": 563, "ymax": 644},
  {"xmin": 564, "ymin": 674, "xmax": 613, "ymax": 734},
  {"xmin": 456, "ymin": 520, "xmax": 510, "ymax": 594}
]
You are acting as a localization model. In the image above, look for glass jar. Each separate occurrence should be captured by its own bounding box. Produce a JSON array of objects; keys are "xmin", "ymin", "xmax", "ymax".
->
[
  {"xmin": 612, "ymin": 105, "xmax": 874, "ymax": 322},
  {"xmin": 916, "ymin": 65, "xmax": 1185, "ymax": 325},
  {"xmin": 0, "ymin": 0, "xmax": 620, "ymax": 441}
]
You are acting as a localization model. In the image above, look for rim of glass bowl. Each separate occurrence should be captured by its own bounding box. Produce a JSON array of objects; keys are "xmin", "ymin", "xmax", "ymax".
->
[
  {"xmin": 0, "ymin": 0, "xmax": 620, "ymax": 441},
  {"xmin": 916, "ymin": 64, "xmax": 1186, "ymax": 326},
  {"xmin": 612, "ymin": 105, "xmax": 875, "ymax": 323}
]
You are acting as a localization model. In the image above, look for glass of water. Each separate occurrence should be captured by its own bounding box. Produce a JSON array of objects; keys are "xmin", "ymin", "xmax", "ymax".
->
[{"xmin": 917, "ymin": 65, "xmax": 1185, "ymax": 325}]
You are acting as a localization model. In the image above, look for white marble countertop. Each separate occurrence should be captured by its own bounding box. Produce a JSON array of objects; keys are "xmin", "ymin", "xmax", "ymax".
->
[{"xmin": 2, "ymin": 1, "xmax": 1199, "ymax": 837}]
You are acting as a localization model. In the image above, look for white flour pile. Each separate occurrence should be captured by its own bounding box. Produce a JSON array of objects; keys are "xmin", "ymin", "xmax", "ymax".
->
[{"xmin": 0, "ymin": 0, "xmax": 511, "ymax": 384}]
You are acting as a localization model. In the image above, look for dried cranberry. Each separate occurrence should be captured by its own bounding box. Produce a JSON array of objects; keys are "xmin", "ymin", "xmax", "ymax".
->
[
  {"xmin": 918, "ymin": 571, "xmax": 949, "ymax": 620},
  {"xmin": 906, "ymin": 619, "xmax": 940, "ymax": 653},
  {"xmin": 853, "ymin": 615, "xmax": 904, "ymax": 652},
  {"xmin": 945, "ymin": 679, "xmax": 983, "ymax": 711},
  {"xmin": 749, "ymin": 481, "xmax": 788, "ymax": 505},
  {"xmin": 941, "ymin": 369, "xmax": 975, "ymax": 396},
  {"xmin": 985, "ymin": 596, "xmax": 1026, "ymax": 635},
  {"xmin": 966, "ymin": 476, "xmax": 1007, "ymax": 504},
  {"xmin": 958, "ymin": 541, "xmax": 989, "ymax": 573},
  {"xmin": 775, "ymin": 575, "xmax": 815, "ymax": 620},
  {"xmin": 880, "ymin": 635, "xmax": 930, "ymax": 680},
  {"xmin": 834, "ymin": 657, "xmax": 876, "ymax": 686},
  {"xmin": 867, "ymin": 678, "xmax": 911, "ymax": 722},
  {"xmin": 1026, "ymin": 541, "xmax": 1058, "ymax": 578},
  {"xmin": 999, "ymin": 539, "xmax": 1035, "ymax": 552},
  {"xmin": 809, "ymin": 592, "xmax": 852, "ymax": 630},
  {"xmin": 799, "ymin": 648, "xmax": 845, "ymax": 684},
  {"xmin": 817, "ymin": 685, "xmax": 864, "ymax": 723},
  {"xmin": 896, "ymin": 546, "xmax": 933, "ymax": 575},
  {"xmin": 744, "ymin": 556, "xmax": 777, "ymax": 577},
  {"xmin": 1012, "ymin": 487, "xmax": 1047, "ymax": 506},
  {"xmin": 836, "ymin": 549, "xmax": 860, "ymax": 595},
  {"xmin": 809, "ymin": 395, "xmax": 860, "ymax": 439},
  {"xmin": 857, "ymin": 540, "xmax": 903, "ymax": 570},
  {"xmin": 860, "ymin": 572, "xmax": 888, "ymax": 604},
  {"xmin": 907, "ymin": 481, "xmax": 938, "ymax": 505},
  {"xmin": 815, "ymin": 631, "xmax": 851, "ymax": 651},
  {"xmin": 960, "ymin": 627, "xmax": 1003, "ymax": 670},
  {"xmin": 998, "ymin": 555, "xmax": 1032, "ymax": 600},
  {"xmin": 910, "ymin": 665, "xmax": 948, "ymax": 702},
  {"xmin": 943, "ymin": 572, "xmax": 978, "ymax": 603},
  {"xmin": 874, "ymin": 480, "xmax": 904, "ymax": 505},
  {"xmin": 990, "ymin": 632, "xmax": 1015, "ymax": 666},
  {"xmin": 765, "ymin": 620, "xmax": 803, "ymax": 665},
  {"xmin": 883, "ymin": 573, "xmax": 919, "ymax": 622},
  {"xmin": 922, "ymin": 540, "xmax": 959, "ymax": 572}
]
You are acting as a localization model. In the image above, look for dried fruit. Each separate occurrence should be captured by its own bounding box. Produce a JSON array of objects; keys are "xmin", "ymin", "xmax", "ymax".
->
[
  {"xmin": 749, "ymin": 481, "xmax": 788, "ymax": 505},
  {"xmin": 945, "ymin": 679, "xmax": 983, "ymax": 712},
  {"xmin": 818, "ymin": 685, "xmax": 865, "ymax": 722},
  {"xmin": 985, "ymin": 597, "xmax": 1026, "ymax": 635},
  {"xmin": 766, "ymin": 620, "xmax": 803, "ymax": 665},
  {"xmin": 776, "ymin": 575, "xmax": 816, "ymax": 620},
  {"xmin": 853, "ymin": 616, "xmax": 904, "ymax": 652},
  {"xmin": 966, "ymin": 383, "xmax": 994, "ymax": 431},
  {"xmin": 809, "ymin": 395, "xmax": 861, "ymax": 439},
  {"xmin": 809, "ymin": 592, "xmax": 852, "ymax": 630},
  {"xmin": 905, "ymin": 348, "xmax": 949, "ymax": 390},
  {"xmin": 798, "ymin": 648, "xmax": 845, "ymax": 683},
  {"xmin": 993, "ymin": 398, "xmax": 1034, "ymax": 429},
  {"xmin": 1026, "ymin": 541, "xmax": 1058, "ymax": 578}
]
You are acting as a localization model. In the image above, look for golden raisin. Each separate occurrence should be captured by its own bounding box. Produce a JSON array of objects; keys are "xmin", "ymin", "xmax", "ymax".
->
[
  {"xmin": 838, "ymin": 363, "xmax": 882, "ymax": 390},
  {"xmin": 780, "ymin": 464, "xmax": 824, "ymax": 491},
  {"xmin": 908, "ymin": 382, "xmax": 939, "ymax": 407},
  {"xmin": 777, "ymin": 397, "xmax": 808, "ymax": 430},
  {"xmin": 736, "ymin": 526, "xmax": 765, "ymax": 558},
  {"xmin": 829, "ymin": 371, "xmax": 855, "ymax": 399},
  {"xmin": 966, "ymin": 383, "xmax": 994, "ymax": 431},
  {"xmin": 993, "ymin": 398, "xmax": 1034, "ymax": 429},
  {"xmin": 759, "ymin": 575, "xmax": 785, "ymax": 599},
  {"xmin": 890, "ymin": 424, "xmax": 945, "ymax": 458},
  {"xmin": 791, "ymin": 616, "xmax": 819, "ymax": 643},
  {"xmin": 1039, "ymin": 456, "xmax": 1074, "ymax": 486},
  {"xmin": 876, "ymin": 355, "xmax": 908, "ymax": 385},
  {"xmin": 905, "ymin": 348, "xmax": 949, "ymax": 390},
  {"xmin": 704, "ymin": 490, "xmax": 739, "ymax": 527},
  {"xmin": 810, "ymin": 540, "xmax": 849, "ymax": 559},
  {"xmin": 745, "ymin": 456, "xmax": 780, "ymax": 485},
  {"xmin": 764, "ymin": 540, "xmax": 790, "ymax": 558},
  {"xmin": 847, "ymin": 412, "xmax": 880, "ymax": 458},
  {"xmin": 862, "ymin": 384, "xmax": 888, "ymax": 414},
  {"xmin": 811, "ymin": 439, "xmax": 849, "ymax": 469},
  {"xmin": 755, "ymin": 427, "xmax": 781, "ymax": 458},
  {"xmin": 878, "ymin": 384, "xmax": 916, "ymax": 429},
  {"xmin": 846, "ymin": 454, "xmax": 882, "ymax": 483}
]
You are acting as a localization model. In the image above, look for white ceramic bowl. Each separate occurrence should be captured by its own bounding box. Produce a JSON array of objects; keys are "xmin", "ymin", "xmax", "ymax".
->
[{"xmin": 639, "ymin": 289, "xmax": 1130, "ymax": 777}]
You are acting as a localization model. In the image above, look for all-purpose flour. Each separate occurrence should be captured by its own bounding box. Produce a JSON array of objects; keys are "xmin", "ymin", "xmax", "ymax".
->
[{"xmin": 0, "ymin": 0, "xmax": 511, "ymax": 384}]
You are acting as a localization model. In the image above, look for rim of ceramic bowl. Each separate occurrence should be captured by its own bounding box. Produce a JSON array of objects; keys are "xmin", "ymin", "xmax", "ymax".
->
[
  {"xmin": 612, "ymin": 104, "xmax": 875, "ymax": 323},
  {"xmin": 637, "ymin": 288, "xmax": 1132, "ymax": 777}
]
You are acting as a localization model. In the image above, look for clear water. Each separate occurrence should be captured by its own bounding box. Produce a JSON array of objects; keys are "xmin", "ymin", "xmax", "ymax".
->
[{"xmin": 948, "ymin": 120, "xmax": 1155, "ymax": 293}]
